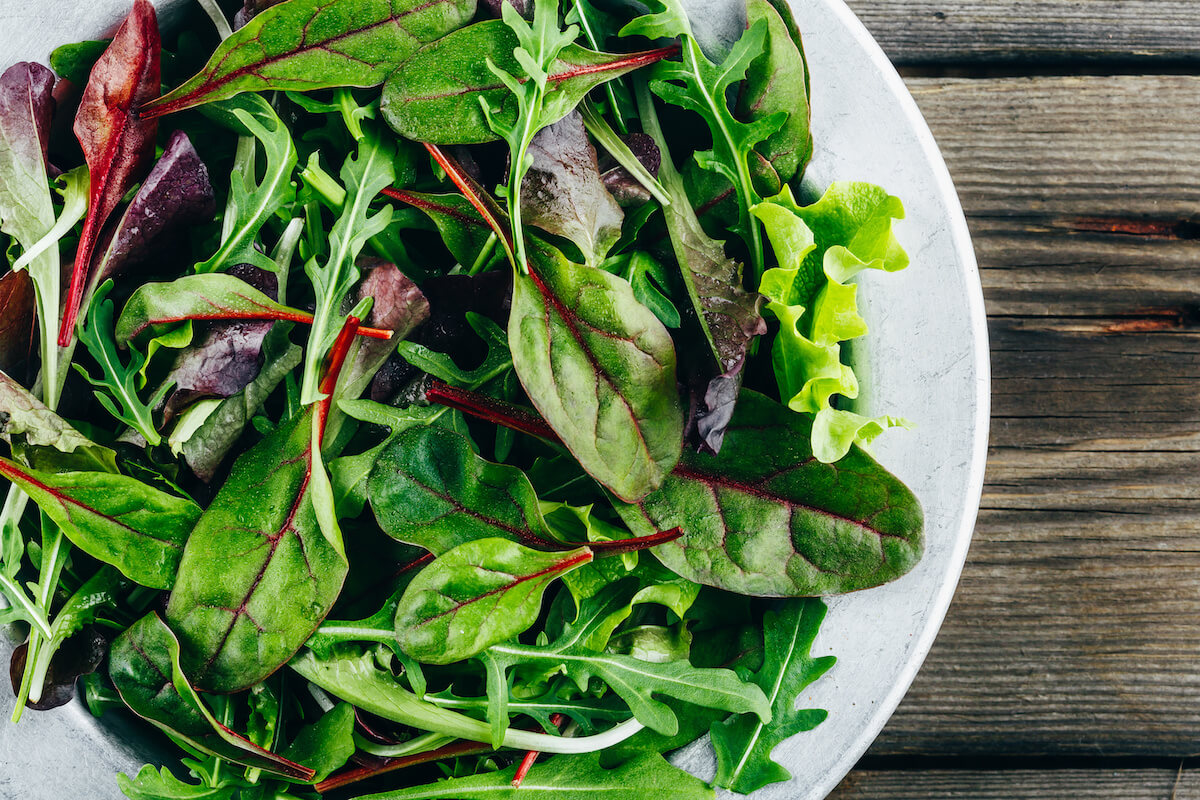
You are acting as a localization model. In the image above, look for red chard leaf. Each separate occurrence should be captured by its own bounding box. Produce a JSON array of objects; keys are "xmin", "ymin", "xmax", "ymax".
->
[
  {"xmin": 61, "ymin": 0, "xmax": 161, "ymax": 347},
  {"xmin": 94, "ymin": 129, "xmax": 216, "ymax": 285}
]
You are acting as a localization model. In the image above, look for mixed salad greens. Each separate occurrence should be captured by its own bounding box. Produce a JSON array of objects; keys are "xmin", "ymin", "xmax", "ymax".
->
[{"xmin": 0, "ymin": 0, "xmax": 923, "ymax": 796}]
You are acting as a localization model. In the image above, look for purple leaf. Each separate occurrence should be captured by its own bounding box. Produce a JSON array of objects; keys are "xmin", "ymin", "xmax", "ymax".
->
[
  {"xmin": 520, "ymin": 110, "xmax": 624, "ymax": 267},
  {"xmin": 95, "ymin": 129, "xmax": 216, "ymax": 284},
  {"xmin": 600, "ymin": 132, "xmax": 661, "ymax": 207},
  {"xmin": 0, "ymin": 269, "xmax": 35, "ymax": 380},
  {"xmin": 0, "ymin": 63, "xmax": 57, "ymax": 250},
  {"xmin": 339, "ymin": 260, "xmax": 430, "ymax": 400}
]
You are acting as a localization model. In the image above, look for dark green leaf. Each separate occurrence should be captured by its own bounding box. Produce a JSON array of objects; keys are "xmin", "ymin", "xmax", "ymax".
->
[
  {"xmin": 0, "ymin": 457, "xmax": 199, "ymax": 589},
  {"xmin": 711, "ymin": 598, "xmax": 834, "ymax": 793},
  {"xmin": 384, "ymin": 189, "xmax": 495, "ymax": 268},
  {"xmin": 382, "ymin": 19, "xmax": 675, "ymax": 145},
  {"xmin": 281, "ymin": 702, "xmax": 356, "ymax": 783},
  {"xmin": 509, "ymin": 244, "xmax": 683, "ymax": 502},
  {"xmin": 145, "ymin": 0, "xmax": 479, "ymax": 117},
  {"xmin": 613, "ymin": 390, "xmax": 924, "ymax": 595},
  {"xmin": 109, "ymin": 613, "xmax": 315, "ymax": 781},
  {"xmin": 353, "ymin": 751, "xmax": 713, "ymax": 799},
  {"xmin": 394, "ymin": 538, "xmax": 592, "ymax": 664},
  {"xmin": 49, "ymin": 40, "xmax": 111, "ymax": 85},
  {"xmin": 166, "ymin": 407, "xmax": 348, "ymax": 692}
]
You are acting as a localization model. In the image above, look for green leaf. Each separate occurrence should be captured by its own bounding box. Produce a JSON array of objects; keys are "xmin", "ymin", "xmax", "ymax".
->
[
  {"xmin": 166, "ymin": 407, "xmax": 348, "ymax": 693},
  {"xmin": 382, "ymin": 19, "xmax": 673, "ymax": 146},
  {"xmin": 387, "ymin": 190, "xmax": 495, "ymax": 268},
  {"xmin": 352, "ymin": 751, "xmax": 713, "ymax": 800},
  {"xmin": 144, "ymin": 0, "xmax": 478, "ymax": 117},
  {"xmin": 110, "ymin": 613, "xmax": 315, "ymax": 781},
  {"xmin": 0, "ymin": 369, "xmax": 118, "ymax": 473},
  {"xmin": 300, "ymin": 123, "xmax": 396, "ymax": 403},
  {"xmin": 195, "ymin": 94, "xmax": 297, "ymax": 275},
  {"xmin": 612, "ymin": 389, "xmax": 924, "ymax": 596},
  {"xmin": 396, "ymin": 312, "xmax": 512, "ymax": 388},
  {"xmin": 0, "ymin": 458, "xmax": 199, "ymax": 590},
  {"xmin": 367, "ymin": 424, "xmax": 560, "ymax": 554},
  {"xmin": 711, "ymin": 598, "xmax": 834, "ymax": 793},
  {"xmin": 753, "ymin": 183, "xmax": 911, "ymax": 462},
  {"xmin": 737, "ymin": 0, "xmax": 811, "ymax": 183},
  {"xmin": 394, "ymin": 538, "xmax": 592, "ymax": 664},
  {"xmin": 509, "ymin": 244, "xmax": 683, "ymax": 502},
  {"xmin": 117, "ymin": 764, "xmax": 236, "ymax": 800},
  {"xmin": 176, "ymin": 323, "xmax": 302, "ymax": 482},
  {"xmin": 49, "ymin": 40, "xmax": 111, "ymax": 85},
  {"xmin": 485, "ymin": 581, "xmax": 769, "ymax": 737},
  {"xmin": 280, "ymin": 702, "xmax": 356, "ymax": 783}
]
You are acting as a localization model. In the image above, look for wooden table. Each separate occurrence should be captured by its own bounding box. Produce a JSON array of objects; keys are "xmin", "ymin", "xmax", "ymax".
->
[{"xmin": 825, "ymin": 2, "xmax": 1200, "ymax": 797}]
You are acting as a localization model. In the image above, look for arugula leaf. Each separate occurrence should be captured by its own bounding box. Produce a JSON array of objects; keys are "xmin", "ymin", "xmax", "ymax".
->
[
  {"xmin": 509, "ymin": 243, "xmax": 683, "ymax": 502},
  {"xmin": 10, "ymin": 166, "xmax": 90, "ymax": 277},
  {"xmin": 110, "ymin": 613, "xmax": 315, "ymax": 781},
  {"xmin": 117, "ymin": 765, "xmax": 236, "ymax": 799},
  {"xmin": 711, "ymin": 598, "xmax": 834, "ymax": 793},
  {"xmin": 144, "ymin": 0, "xmax": 478, "ymax": 117},
  {"xmin": 393, "ymin": 538, "xmax": 592, "ymax": 664},
  {"xmin": 195, "ymin": 94, "xmax": 298, "ymax": 275},
  {"xmin": 753, "ymin": 183, "xmax": 911, "ymax": 462},
  {"xmin": 622, "ymin": 4, "xmax": 784, "ymax": 279},
  {"xmin": 75, "ymin": 281, "xmax": 171, "ymax": 445},
  {"xmin": 299, "ymin": 124, "xmax": 396, "ymax": 403},
  {"xmin": 61, "ymin": 0, "xmax": 160, "ymax": 347},
  {"xmin": 613, "ymin": 389, "xmax": 924, "ymax": 596},
  {"xmin": 352, "ymin": 751, "xmax": 714, "ymax": 800}
]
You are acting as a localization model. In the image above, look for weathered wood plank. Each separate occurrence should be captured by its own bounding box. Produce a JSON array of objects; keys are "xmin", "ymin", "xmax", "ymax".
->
[
  {"xmin": 849, "ymin": 74, "xmax": 1200, "ymax": 757},
  {"xmin": 843, "ymin": 1, "xmax": 1200, "ymax": 64},
  {"xmin": 829, "ymin": 768, "xmax": 1195, "ymax": 799}
]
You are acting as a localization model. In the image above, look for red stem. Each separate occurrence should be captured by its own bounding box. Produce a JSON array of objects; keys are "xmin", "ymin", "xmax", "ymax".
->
[
  {"xmin": 125, "ymin": 308, "xmax": 392, "ymax": 340},
  {"xmin": 317, "ymin": 315, "xmax": 360, "ymax": 442},
  {"xmin": 380, "ymin": 187, "xmax": 489, "ymax": 230},
  {"xmin": 512, "ymin": 713, "xmax": 566, "ymax": 788},
  {"xmin": 586, "ymin": 527, "xmax": 684, "ymax": 556},
  {"xmin": 315, "ymin": 739, "xmax": 493, "ymax": 793},
  {"xmin": 421, "ymin": 143, "xmax": 515, "ymax": 261},
  {"xmin": 425, "ymin": 381, "xmax": 558, "ymax": 442}
]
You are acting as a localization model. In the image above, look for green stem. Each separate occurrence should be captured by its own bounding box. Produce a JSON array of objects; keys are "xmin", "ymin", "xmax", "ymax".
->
[
  {"xmin": 468, "ymin": 233, "xmax": 498, "ymax": 276},
  {"xmin": 580, "ymin": 101, "xmax": 670, "ymax": 205},
  {"xmin": 571, "ymin": 0, "xmax": 630, "ymax": 134},
  {"xmin": 0, "ymin": 572, "xmax": 51, "ymax": 640}
]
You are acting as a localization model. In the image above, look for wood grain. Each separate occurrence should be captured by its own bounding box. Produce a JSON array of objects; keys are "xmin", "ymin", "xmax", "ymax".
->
[
  {"xmin": 842, "ymin": 1, "xmax": 1200, "ymax": 64},
  {"xmin": 829, "ymin": 767, "xmax": 1196, "ymax": 799},
  {"xmin": 852, "ymin": 74, "xmax": 1200, "ymax": 757}
]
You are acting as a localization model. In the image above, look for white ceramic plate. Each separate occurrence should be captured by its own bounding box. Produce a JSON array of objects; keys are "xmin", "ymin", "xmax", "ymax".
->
[{"xmin": 0, "ymin": 0, "xmax": 987, "ymax": 797}]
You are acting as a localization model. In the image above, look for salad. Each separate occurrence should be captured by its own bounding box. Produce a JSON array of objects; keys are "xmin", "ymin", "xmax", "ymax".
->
[{"xmin": 0, "ymin": 0, "xmax": 923, "ymax": 796}]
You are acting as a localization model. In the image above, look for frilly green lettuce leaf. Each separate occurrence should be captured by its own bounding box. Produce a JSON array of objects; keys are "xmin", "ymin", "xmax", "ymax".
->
[{"xmin": 753, "ymin": 182, "xmax": 911, "ymax": 462}]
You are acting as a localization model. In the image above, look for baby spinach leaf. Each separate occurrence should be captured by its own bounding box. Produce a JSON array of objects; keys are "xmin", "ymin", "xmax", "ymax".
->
[
  {"xmin": 166, "ymin": 406, "xmax": 347, "ymax": 692},
  {"xmin": 0, "ymin": 457, "xmax": 199, "ymax": 589},
  {"xmin": 522, "ymin": 110, "xmax": 624, "ymax": 268},
  {"xmin": 368, "ymin": 424, "xmax": 559, "ymax": 554},
  {"xmin": 61, "ymin": 0, "xmax": 161, "ymax": 347},
  {"xmin": 711, "ymin": 598, "xmax": 834, "ymax": 794},
  {"xmin": 93, "ymin": 130, "xmax": 216, "ymax": 285},
  {"xmin": 354, "ymin": 751, "xmax": 713, "ymax": 799},
  {"xmin": 737, "ymin": 0, "xmax": 811, "ymax": 185},
  {"xmin": 381, "ymin": 19, "xmax": 676, "ymax": 146},
  {"xmin": 640, "ymin": 90, "xmax": 765, "ymax": 452},
  {"xmin": 509, "ymin": 243, "xmax": 683, "ymax": 502},
  {"xmin": 753, "ymin": 183, "xmax": 911, "ymax": 462},
  {"xmin": 0, "ymin": 62, "xmax": 62, "ymax": 405},
  {"xmin": 145, "ymin": 0, "xmax": 477, "ymax": 118},
  {"xmin": 195, "ymin": 94, "xmax": 297, "ymax": 275},
  {"xmin": 281, "ymin": 702, "xmax": 356, "ymax": 783},
  {"xmin": 110, "ymin": 613, "xmax": 315, "ymax": 781},
  {"xmin": 393, "ymin": 538, "xmax": 592, "ymax": 664},
  {"xmin": 612, "ymin": 389, "xmax": 924, "ymax": 596},
  {"xmin": 485, "ymin": 581, "xmax": 769, "ymax": 737},
  {"xmin": 382, "ymin": 189, "xmax": 495, "ymax": 268},
  {"xmin": 0, "ymin": 369, "xmax": 118, "ymax": 473},
  {"xmin": 49, "ymin": 40, "xmax": 111, "ymax": 85}
]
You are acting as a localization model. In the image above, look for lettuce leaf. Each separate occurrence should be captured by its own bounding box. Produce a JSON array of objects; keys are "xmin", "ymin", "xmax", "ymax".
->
[{"xmin": 753, "ymin": 182, "xmax": 911, "ymax": 462}]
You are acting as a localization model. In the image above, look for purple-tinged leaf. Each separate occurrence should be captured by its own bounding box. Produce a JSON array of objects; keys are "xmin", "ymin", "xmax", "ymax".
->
[
  {"xmin": 233, "ymin": 0, "xmax": 289, "ymax": 29},
  {"xmin": 0, "ymin": 270, "xmax": 35, "ymax": 379},
  {"xmin": 0, "ymin": 63, "xmax": 56, "ymax": 249},
  {"xmin": 342, "ymin": 260, "xmax": 430, "ymax": 398},
  {"xmin": 161, "ymin": 318, "xmax": 275, "ymax": 420},
  {"xmin": 10, "ymin": 626, "xmax": 106, "ymax": 712},
  {"xmin": 145, "ymin": 0, "xmax": 479, "ymax": 118},
  {"xmin": 0, "ymin": 369, "xmax": 118, "ymax": 473},
  {"xmin": 61, "ymin": 0, "xmax": 161, "ymax": 347},
  {"xmin": 613, "ymin": 390, "xmax": 924, "ymax": 596},
  {"xmin": 110, "ymin": 613, "xmax": 316, "ymax": 780},
  {"xmin": 94, "ymin": 129, "xmax": 216, "ymax": 285},
  {"xmin": 521, "ymin": 110, "xmax": 624, "ymax": 268},
  {"xmin": 601, "ymin": 132, "xmax": 661, "ymax": 207}
]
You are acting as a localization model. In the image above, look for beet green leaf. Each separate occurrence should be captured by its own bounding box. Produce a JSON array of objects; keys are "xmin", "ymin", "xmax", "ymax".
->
[
  {"xmin": 166, "ymin": 405, "xmax": 347, "ymax": 692},
  {"xmin": 393, "ymin": 538, "xmax": 592, "ymax": 664},
  {"xmin": 612, "ymin": 389, "xmax": 923, "ymax": 596},
  {"xmin": 109, "ymin": 613, "xmax": 315, "ymax": 780},
  {"xmin": 509, "ymin": 244, "xmax": 683, "ymax": 502},
  {"xmin": 711, "ymin": 598, "xmax": 834, "ymax": 793},
  {"xmin": 144, "ymin": 0, "xmax": 478, "ymax": 118}
]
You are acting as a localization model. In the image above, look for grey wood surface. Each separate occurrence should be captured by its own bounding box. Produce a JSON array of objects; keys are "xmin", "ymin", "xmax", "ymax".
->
[
  {"xmin": 824, "ymin": 7, "xmax": 1200, "ymax": 797},
  {"xmin": 842, "ymin": 1, "xmax": 1200, "ymax": 63}
]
